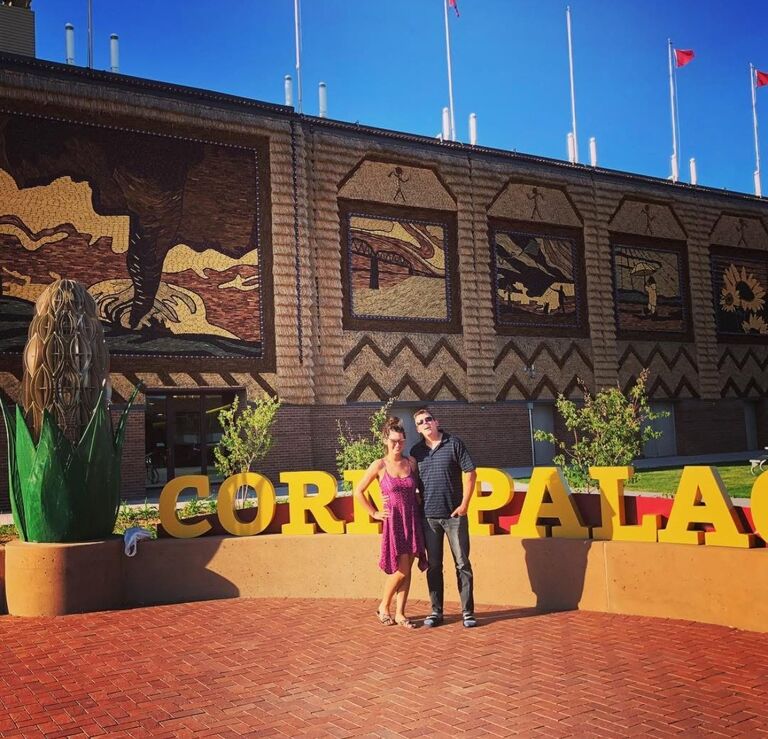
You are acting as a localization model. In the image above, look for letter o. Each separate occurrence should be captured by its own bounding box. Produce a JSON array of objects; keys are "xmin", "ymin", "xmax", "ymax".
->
[{"xmin": 217, "ymin": 472, "xmax": 277, "ymax": 536}]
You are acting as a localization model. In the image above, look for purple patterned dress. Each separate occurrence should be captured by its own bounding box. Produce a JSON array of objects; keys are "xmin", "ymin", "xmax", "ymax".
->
[{"xmin": 378, "ymin": 469, "xmax": 428, "ymax": 575}]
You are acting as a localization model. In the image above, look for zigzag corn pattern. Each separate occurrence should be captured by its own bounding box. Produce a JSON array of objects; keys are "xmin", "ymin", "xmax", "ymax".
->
[
  {"xmin": 718, "ymin": 346, "xmax": 768, "ymax": 397},
  {"xmin": 494, "ymin": 339, "xmax": 594, "ymax": 401},
  {"xmin": 343, "ymin": 334, "xmax": 467, "ymax": 402},
  {"xmin": 617, "ymin": 343, "xmax": 699, "ymax": 399}
]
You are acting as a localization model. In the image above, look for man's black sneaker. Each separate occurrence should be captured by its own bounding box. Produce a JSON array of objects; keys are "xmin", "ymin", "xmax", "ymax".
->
[
  {"xmin": 462, "ymin": 614, "xmax": 478, "ymax": 628},
  {"xmin": 423, "ymin": 614, "xmax": 443, "ymax": 628}
]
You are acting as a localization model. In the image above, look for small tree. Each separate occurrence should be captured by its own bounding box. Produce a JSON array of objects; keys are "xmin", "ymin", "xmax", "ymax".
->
[
  {"xmin": 336, "ymin": 397, "xmax": 396, "ymax": 490},
  {"xmin": 533, "ymin": 369, "xmax": 667, "ymax": 490},
  {"xmin": 214, "ymin": 394, "xmax": 281, "ymax": 507}
]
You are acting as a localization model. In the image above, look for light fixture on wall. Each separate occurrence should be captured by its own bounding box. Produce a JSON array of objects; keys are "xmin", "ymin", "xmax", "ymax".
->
[{"xmin": 522, "ymin": 363, "xmax": 536, "ymax": 380}]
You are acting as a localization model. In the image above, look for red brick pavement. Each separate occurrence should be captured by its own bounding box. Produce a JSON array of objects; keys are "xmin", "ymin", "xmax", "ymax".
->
[{"xmin": 1, "ymin": 598, "xmax": 768, "ymax": 737}]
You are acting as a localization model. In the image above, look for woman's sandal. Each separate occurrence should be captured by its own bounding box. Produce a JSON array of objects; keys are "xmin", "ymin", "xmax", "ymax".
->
[
  {"xmin": 395, "ymin": 617, "xmax": 416, "ymax": 629},
  {"xmin": 376, "ymin": 609, "xmax": 394, "ymax": 626}
]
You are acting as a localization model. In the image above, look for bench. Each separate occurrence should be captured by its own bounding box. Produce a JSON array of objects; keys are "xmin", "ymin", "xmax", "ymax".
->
[{"xmin": 750, "ymin": 449, "xmax": 768, "ymax": 474}]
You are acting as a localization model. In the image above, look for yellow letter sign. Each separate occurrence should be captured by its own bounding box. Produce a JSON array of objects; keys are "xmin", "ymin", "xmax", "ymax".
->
[
  {"xmin": 591, "ymin": 466, "xmax": 660, "ymax": 542},
  {"xmin": 280, "ymin": 471, "xmax": 346, "ymax": 535},
  {"xmin": 749, "ymin": 470, "xmax": 768, "ymax": 542},
  {"xmin": 468, "ymin": 468, "xmax": 515, "ymax": 536},
  {"xmin": 658, "ymin": 466, "xmax": 755, "ymax": 548},
  {"xmin": 158, "ymin": 475, "xmax": 212, "ymax": 539},
  {"xmin": 217, "ymin": 472, "xmax": 277, "ymax": 537},
  {"xmin": 509, "ymin": 467, "xmax": 589, "ymax": 539},
  {"xmin": 344, "ymin": 469, "xmax": 385, "ymax": 535}
]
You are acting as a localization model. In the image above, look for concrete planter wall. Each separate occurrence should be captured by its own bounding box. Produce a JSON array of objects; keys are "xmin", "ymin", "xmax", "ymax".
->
[
  {"xmin": 4, "ymin": 539, "xmax": 122, "ymax": 617},
  {"xmin": 2, "ymin": 533, "xmax": 768, "ymax": 633},
  {"xmin": 0, "ymin": 546, "xmax": 5, "ymax": 615}
]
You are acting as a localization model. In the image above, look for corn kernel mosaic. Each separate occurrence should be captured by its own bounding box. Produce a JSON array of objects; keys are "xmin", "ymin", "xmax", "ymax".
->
[
  {"xmin": 711, "ymin": 247, "xmax": 768, "ymax": 339},
  {"xmin": 340, "ymin": 201, "xmax": 460, "ymax": 334},
  {"xmin": 489, "ymin": 223, "xmax": 586, "ymax": 336},
  {"xmin": 348, "ymin": 214, "xmax": 448, "ymax": 320},
  {"xmin": 0, "ymin": 112, "xmax": 270, "ymax": 359},
  {"xmin": 611, "ymin": 240, "xmax": 690, "ymax": 338}
]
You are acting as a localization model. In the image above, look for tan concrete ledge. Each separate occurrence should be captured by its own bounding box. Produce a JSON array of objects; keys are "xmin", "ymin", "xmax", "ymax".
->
[
  {"xmin": 3, "ymin": 534, "xmax": 768, "ymax": 632},
  {"xmin": 0, "ymin": 546, "xmax": 5, "ymax": 615},
  {"xmin": 4, "ymin": 539, "xmax": 123, "ymax": 617}
]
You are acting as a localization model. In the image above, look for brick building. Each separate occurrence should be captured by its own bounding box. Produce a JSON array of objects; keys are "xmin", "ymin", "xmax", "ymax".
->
[{"xmin": 1, "ymin": 53, "xmax": 767, "ymax": 510}]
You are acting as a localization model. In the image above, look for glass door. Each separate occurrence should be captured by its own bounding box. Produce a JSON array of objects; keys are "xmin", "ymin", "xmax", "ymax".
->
[
  {"xmin": 144, "ymin": 391, "xmax": 238, "ymax": 488},
  {"xmin": 145, "ymin": 395, "xmax": 169, "ymax": 487},
  {"xmin": 170, "ymin": 394, "xmax": 204, "ymax": 478},
  {"xmin": 204, "ymin": 394, "xmax": 231, "ymax": 482}
]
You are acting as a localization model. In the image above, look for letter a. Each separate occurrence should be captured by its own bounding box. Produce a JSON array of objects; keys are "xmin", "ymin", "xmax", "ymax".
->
[
  {"xmin": 509, "ymin": 467, "xmax": 589, "ymax": 539},
  {"xmin": 658, "ymin": 466, "xmax": 754, "ymax": 548}
]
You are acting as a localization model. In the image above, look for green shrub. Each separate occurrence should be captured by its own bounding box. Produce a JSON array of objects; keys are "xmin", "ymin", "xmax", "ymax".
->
[
  {"xmin": 336, "ymin": 398, "xmax": 395, "ymax": 490},
  {"xmin": 114, "ymin": 500, "xmax": 159, "ymax": 537},
  {"xmin": 213, "ymin": 394, "xmax": 281, "ymax": 507},
  {"xmin": 533, "ymin": 369, "xmax": 667, "ymax": 490},
  {"xmin": 0, "ymin": 523, "xmax": 18, "ymax": 544}
]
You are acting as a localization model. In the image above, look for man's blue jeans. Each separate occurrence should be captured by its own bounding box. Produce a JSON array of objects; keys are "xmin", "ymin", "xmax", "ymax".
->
[{"xmin": 423, "ymin": 515, "xmax": 474, "ymax": 616}]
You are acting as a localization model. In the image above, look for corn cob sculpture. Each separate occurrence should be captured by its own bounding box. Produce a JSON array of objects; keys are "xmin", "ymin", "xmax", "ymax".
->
[
  {"xmin": 1, "ymin": 280, "xmax": 140, "ymax": 542},
  {"xmin": 21, "ymin": 280, "xmax": 109, "ymax": 443}
]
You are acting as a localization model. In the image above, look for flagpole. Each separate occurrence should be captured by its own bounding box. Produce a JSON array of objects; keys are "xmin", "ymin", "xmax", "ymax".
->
[
  {"xmin": 668, "ymin": 39, "xmax": 679, "ymax": 182},
  {"xmin": 751, "ymin": 63, "xmax": 762, "ymax": 197},
  {"xmin": 294, "ymin": 0, "xmax": 303, "ymax": 113},
  {"xmin": 566, "ymin": 6, "xmax": 579, "ymax": 163},
  {"xmin": 443, "ymin": 0, "xmax": 456, "ymax": 141},
  {"xmin": 87, "ymin": 0, "xmax": 93, "ymax": 69}
]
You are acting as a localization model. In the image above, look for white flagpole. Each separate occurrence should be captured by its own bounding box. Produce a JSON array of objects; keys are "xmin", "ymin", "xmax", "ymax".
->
[
  {"xmin": 87, "ymin": 0, "xmax": 94, "ymax": 69},
  {"xmin": 443, "ymin": 0, "xmax": 456, "ymax": 141},
  {"xmin": 668, "ymin": 39, "xmax": 679, "ymax": 182},
  {"xmin": 294, "ymin": 0, "xmax": 303, "ymax": 113},
  {"xmin": 566, "ymin": 6, "xmax": 579, "ymax": 163},
  {"xmin": 751, "ymin": 63, "xmax": 762, "ymax": 197}
]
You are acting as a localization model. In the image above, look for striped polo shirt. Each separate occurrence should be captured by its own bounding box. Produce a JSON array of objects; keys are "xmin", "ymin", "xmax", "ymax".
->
[{"xmin": 411, "ymin": 431, "xmax": 476, "ymax": 518}]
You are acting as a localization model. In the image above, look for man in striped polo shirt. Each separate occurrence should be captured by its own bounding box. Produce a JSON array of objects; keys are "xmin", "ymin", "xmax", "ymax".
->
[{"xmin": 411, "ymin": 407, "xmax": 478, "ymax": 628}]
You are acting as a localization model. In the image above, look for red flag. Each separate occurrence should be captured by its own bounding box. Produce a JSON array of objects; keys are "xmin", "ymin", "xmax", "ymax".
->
[
  {"xmin": 448, "ymin": 0, "xmax": 460, "ymax": 17},
  {"xmin": 674, "ymin": 48, "xmax": 695, "ymax": 68},
  {"xmin": 757, "ymin": 69, "xmax": 768, "ymax": 88}
]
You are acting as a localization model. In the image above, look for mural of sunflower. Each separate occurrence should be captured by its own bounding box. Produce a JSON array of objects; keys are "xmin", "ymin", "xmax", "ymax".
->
[
  {"xmin": 722, "ymin": 263, "xmax": 766, "ymax": 312},
  {"xmin": 742, "ymin": 313, "xmax": 768, "ymax": 335},
  {"xmin": 719, "ymin": 287, "xmax": 738, "ymax": 312}
]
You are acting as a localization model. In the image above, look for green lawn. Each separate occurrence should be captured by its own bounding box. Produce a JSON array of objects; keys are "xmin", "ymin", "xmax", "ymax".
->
[{"xmin": 626, "ymin": 464, "xmax": 759, "ymax": 499}]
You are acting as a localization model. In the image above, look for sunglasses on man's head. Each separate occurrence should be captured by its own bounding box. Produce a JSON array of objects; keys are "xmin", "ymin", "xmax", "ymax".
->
[{"xmin": 416, "ymin": 416, "xmax": 434, "ymax": 426}]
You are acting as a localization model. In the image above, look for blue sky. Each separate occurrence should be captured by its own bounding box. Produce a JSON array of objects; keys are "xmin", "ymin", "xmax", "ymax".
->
[{"xmin": 33, "ymin": 1, "xmax": 768, "ymax": 195}]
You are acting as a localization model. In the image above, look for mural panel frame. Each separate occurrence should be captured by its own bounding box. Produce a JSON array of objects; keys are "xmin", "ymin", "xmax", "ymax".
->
[
  {"xmin": 710, "ymin": 244, "xmax": 768, "ymax": 344},
  {"xmin": 0, "ymin": 106, "xmax": 275, "ymax": 372},
  {"xmin": 610, "ymin": 233, "xmax": 693, "ymax": 343},
  {"xmin": 339, "ymin": 199, "xmax": 461, "ymax": 334},
  {"xmin": 488, "ymin": 218, "xmax": 588, "ymax": 338}
]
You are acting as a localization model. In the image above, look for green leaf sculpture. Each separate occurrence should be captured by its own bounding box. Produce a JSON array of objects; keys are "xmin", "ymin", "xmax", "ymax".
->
[
  {"xmin": 0, "ymin": 279, "xmax": 140, "ymax": 542},
  {"xmin": 1, "ymin": 387, "xmax": 139, "ymax": 542}
]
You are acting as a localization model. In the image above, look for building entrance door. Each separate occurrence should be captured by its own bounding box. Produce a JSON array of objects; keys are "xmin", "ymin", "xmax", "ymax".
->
[
  {"xmin": 642, "ymin": 401, "xmax": 677, "ymax": 458},
  {"xmin": 144, "ymin": 391, "xmax": 237, "ymax": 488}
]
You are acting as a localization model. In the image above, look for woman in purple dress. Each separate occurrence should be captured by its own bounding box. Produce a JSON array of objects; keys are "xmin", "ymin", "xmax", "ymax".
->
[{"xmin": 353, "ymin": 417, "xmax": 427, "ymax": 629}]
